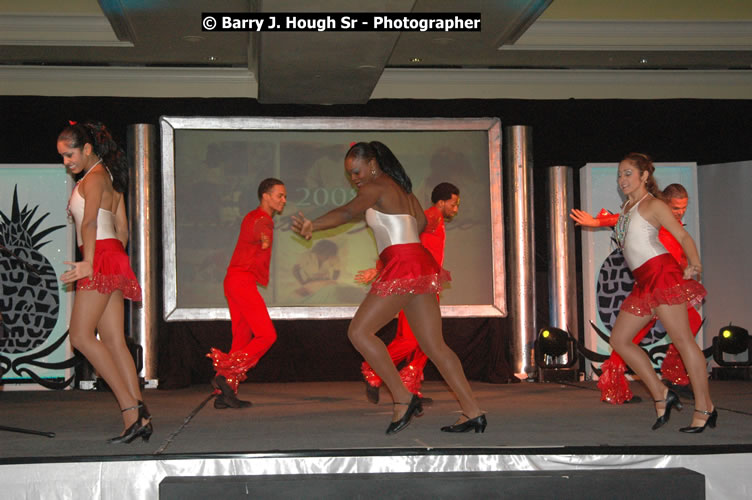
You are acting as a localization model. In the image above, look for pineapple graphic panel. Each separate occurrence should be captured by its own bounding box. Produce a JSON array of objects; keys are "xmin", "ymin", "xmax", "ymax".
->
[
  {"xmin": 1, "ymin": 166, "xmax": 74, "ymax": 385},
  {"xmin": 0, "ymin": 186, "xmax": 64, "ymax": 354}
]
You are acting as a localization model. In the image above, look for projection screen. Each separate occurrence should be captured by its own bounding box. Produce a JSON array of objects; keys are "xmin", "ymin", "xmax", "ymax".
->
[{"xmin": 161, "ymin": 116, "xmax": 505, "ymax": 321}]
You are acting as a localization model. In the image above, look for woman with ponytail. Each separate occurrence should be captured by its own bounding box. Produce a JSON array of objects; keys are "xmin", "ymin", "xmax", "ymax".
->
[
  {"xmin": 605, "ymin": 153, "xmax": 714, "ymax": 432},
  {"xmin": 58, "ymin": 121, "xmax": 152, "ymax": 443},
  {"xmin": 292, "ymin": 141, "xmax": 484, "ymax": 435}
]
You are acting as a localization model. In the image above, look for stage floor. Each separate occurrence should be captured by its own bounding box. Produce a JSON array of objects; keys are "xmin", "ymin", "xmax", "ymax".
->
[{"xmin": 2, "ymin": 379, "xmax": 751, "ymax": 460}]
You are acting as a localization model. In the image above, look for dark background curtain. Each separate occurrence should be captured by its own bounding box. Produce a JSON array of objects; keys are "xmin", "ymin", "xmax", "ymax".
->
[{"xmin": 3, "ymin": 96, "xmax": 751, "ymax": 388}]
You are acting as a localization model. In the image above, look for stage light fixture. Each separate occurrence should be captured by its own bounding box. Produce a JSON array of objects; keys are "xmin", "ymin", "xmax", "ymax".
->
[
  {"xmin": 534, "ymin": 327, "xmax": 578, "ymax": 382},
  {"xmin": 713, "ymin": 324, "xmax": 751, "ymax": 366},
  {"xmin": 538, "ymin": 328, "xmax": 570, "ymax": 358},
  {"xmin": 711, "ymin": 323, "xmax": 751, "ymax": 380}
]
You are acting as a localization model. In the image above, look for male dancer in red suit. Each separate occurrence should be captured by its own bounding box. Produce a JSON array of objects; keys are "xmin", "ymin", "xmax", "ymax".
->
[
  {"xmin": 571, "ymin": 183, "xmax": 702, "ymax": 403},
  {"xmin": 207, "ymin": 178, "xmax": 287, "ymax": 409},
  {"xmin": 359, "ymin": 182, "xmax": 460, "ymax": 403}
]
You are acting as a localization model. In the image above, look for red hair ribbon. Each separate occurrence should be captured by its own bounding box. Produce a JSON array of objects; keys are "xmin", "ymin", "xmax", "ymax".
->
[
  {"xmin": 349, "ymin": 142, "xmax": 357, "ymax": 147},
  {"xmin": 68, "ymin": 120, "xmax": 77, "ymax": 125}
]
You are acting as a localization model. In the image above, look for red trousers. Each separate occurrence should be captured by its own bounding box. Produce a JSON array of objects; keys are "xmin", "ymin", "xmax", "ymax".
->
[
  {"xmin": 225, "ymin": 272, "xmax": 277, "ymax": 360},
  {"xmin": 207, "ymin": 272, "xmax": 277, "ymax": 393}
]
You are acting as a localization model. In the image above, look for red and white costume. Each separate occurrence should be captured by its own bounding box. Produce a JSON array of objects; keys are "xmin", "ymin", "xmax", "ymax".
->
[
  {"xmin": 68, "ymin": 169, "xmax": 141, "ymax": 301},
  {"xmin": 207, "ymin": 208, "xmax": 277, "ymax": 394},
  {"xmin": 617, "ymin": 198, "xmax": 705, "ymax": 315},
  {"xmin": 598, "ymin": 199, "xmax": 706, "ymax": 403},
  {"xmin": 361, "ymin": 206, "xmax": 449, "ymax": 394}
]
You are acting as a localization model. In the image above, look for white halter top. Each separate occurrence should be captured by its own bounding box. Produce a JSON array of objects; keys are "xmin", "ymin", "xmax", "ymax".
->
[
  {"xmin": 67, "ymin": 163, "xmax": 118, "ymax": 247},
  {"xmin": 616, "ymin": 195, "xmax": 667, "ymax": 270},
  {"xmin": 365, "ymin": 208, "xmax": 420, "ymax": 254}
]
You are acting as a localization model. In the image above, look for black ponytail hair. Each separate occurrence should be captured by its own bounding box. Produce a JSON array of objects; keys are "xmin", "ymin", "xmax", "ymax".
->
[
  {"xmin": 58, "ymin": 121, "xmax": 128, "ymax": 193},
  {"xmin": 345, "ymin": 141, "xmax": 412, "ymax": 193}
]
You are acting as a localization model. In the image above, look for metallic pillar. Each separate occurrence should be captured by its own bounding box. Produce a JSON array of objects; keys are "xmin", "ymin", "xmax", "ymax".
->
[
  {"xmin": 548, "ymin": 166, "xmax": 579, "ymax": 364},
  {"xmin": 504, "ymin": 126, "xmax": 536, "ymax": 378},
  {"xmin": 127, "ymin": 124, "xmax": 158, "ymax": 386}
]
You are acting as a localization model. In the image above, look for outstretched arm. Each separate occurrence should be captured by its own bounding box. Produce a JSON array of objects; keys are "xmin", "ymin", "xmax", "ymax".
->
[
  {"xmin": 570, "ymin": 208, "xmax": 619, "ymax": 228},
  {"xmin": 292, "ymin": 184, "xmax": 380, "ymax": 240}
]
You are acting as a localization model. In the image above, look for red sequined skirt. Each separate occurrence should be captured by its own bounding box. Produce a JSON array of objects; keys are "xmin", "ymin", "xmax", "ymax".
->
[
  {"xmin": 369, "ymin": 243, "xmax": 451, "ymax": 296},
  {"xmin": 620, "ymin": 253, "xmax": 705, "ymax": 317},
  {"xmin": 77, "ymin": 238, "xmax": 142, "ymax": 301}
]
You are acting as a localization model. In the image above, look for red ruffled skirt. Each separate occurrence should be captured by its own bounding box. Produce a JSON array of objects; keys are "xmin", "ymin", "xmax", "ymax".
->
[
  {"xmin": 77, "ymin": 238, "xmax": 142, "ymax": 301},
  {"xmin": 369, "ymin": 243, "xmax": 451, "ymax": 296},
  {"xmin": 620, "ymin": 253, "xmax": 705, "ymax": 317}
]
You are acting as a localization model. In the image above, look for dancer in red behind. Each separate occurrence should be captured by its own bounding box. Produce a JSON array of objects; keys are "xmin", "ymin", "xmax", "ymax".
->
[
  {"xmin": 207, "ymin": 178, "xmax": 286, "ymax": 409},
  {"xmin": 571, "ymin": 183, "xmax": 701, "ymax": 404},
  {"xmin": 358, "ymin": 182, "xmax": 460, "ymax": 404}
]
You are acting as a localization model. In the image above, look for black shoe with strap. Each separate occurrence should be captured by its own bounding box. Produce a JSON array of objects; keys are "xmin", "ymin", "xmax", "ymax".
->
[
  {"xmin": 652, "ymin": 389, "xmax": 683, "ymax": 430},
  {"xmin": 385, "ymin": 394, "xmax": 423, "ymax": 435},
  {"xmin": 108, "ymin": 403, "xmax": 153, "ymax": 444},
  {"xmin": 679, "ymin": 408, "xmax": 718, "ymax": 433}
]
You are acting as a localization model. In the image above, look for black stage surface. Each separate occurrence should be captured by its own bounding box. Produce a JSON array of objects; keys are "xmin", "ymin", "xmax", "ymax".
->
[{"xmin": 2, "ymin": 379, "xmax": 751, "ymax": 460}]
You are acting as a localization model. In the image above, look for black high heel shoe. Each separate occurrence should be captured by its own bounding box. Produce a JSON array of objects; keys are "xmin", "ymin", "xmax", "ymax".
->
[
  {"xmin": 652, "ymin": 389, "xmax": 683, "ymax": 430},
  {"xmin": 679, "ymin": 408, "xmax": 718, "ymax": 433},
  {"xmin": 108, "ymin": 404, "xmax": 153, "ymax": 444},
  {"xmin": 441, "ymin": 414, "xmax": 487, "ymax": 433},
  {"xmin": 386, "ymin": 394, "xmax": 423, "ymax": 435}
]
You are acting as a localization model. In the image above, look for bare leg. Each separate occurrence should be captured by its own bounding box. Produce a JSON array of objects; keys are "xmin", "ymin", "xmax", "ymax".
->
[
  {"xmin": 97, "ymin": 291, "xmax": 145, "ymax": 421},
  {"xmin": 610, "ymin": 310, "xmax": 670, "ymax": 416},
  {"xmin": 403, "ymin": 293, "xmax": 481, "ymax": 422},
  {"xmin": 655, "ymin": 303, "xmax": 714, "ymax": 426},
  {"xmin": 348, "ymin": 293, "xmax": 415, "ymax": 420},
  {"xmin": 68, "ymin": 290, "xmax": 139, "ymax": 431}
]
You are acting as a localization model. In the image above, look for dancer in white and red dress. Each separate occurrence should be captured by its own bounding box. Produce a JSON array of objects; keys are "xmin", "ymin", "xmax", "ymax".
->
[
  {"xmin": 292, "ymin": 142, "xmax": 484, "ymax": 434},
  {"xmin": 207, "ymin": 178, "xmax": 286, "ymax": 409},
  {"xmin": 571, "ymin": 183, "xmax": 702, "ymax": 403},
  {"xmin": 359, "ymin": 182, "xmax": 460, "ymax": 403},
  {"xmin": 58, "ymin": 121, "xmax": 149, "ymax": 443},
  {"xmin": 604, "ymin": 153, "xmax": 714, "ymax": 432}
]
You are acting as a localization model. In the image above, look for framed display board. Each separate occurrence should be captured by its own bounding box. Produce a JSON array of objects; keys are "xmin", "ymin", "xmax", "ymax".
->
[{"xmin": 160, "ymin": 116, "xmax": 506, "ymax": 321}]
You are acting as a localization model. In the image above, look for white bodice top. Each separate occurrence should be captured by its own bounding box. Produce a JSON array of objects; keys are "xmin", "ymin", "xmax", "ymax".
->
[
  {"xmin": 365, "ymin": 208, "xmax": 420, "ymax": 254},
  {"xmin": 617, "ymin": 196, "xmax": 667, "ymax": 270},
  {"xmin": 67, "ymin": 165, "xmax": 118, "ymax": 247}
]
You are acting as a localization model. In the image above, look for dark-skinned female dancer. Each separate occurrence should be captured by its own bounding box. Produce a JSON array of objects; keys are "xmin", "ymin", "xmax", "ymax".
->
[{"xmin": 292, "ymin": 141, "xmax": 485, "ymax": 434}]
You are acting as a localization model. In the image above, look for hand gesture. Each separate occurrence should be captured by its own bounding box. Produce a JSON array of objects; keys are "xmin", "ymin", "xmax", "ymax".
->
[
  {"xmin": 683, "ymin": 263, "xmax": 702, "ymax": 280},
  {"xmin": 354, "ymin": 267, "xmax": 379, "ymax": 284},
  {"xmin": 291, "ymin": 212, "xmax": 313, "ymax": 240},
  {"xmin": 569, "ymin": 208, "xmax": 599, "ymax": 227},
  {"xmin": 61, "ymin": 260, "xmax": 93, "ymax": 284}
]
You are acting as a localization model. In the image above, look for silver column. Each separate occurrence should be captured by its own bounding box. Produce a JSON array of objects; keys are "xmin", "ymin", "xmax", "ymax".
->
[
  {"xmin": 127, "ymin": 124, "xmax": 158, "ymax": 386},
  {"xmin": 548, "ymin": 166, "xmax": 579, "ymax": 360},
  {"xmin": 504, "ymin": 126, "xmax": 536, "ymax": 378}
]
